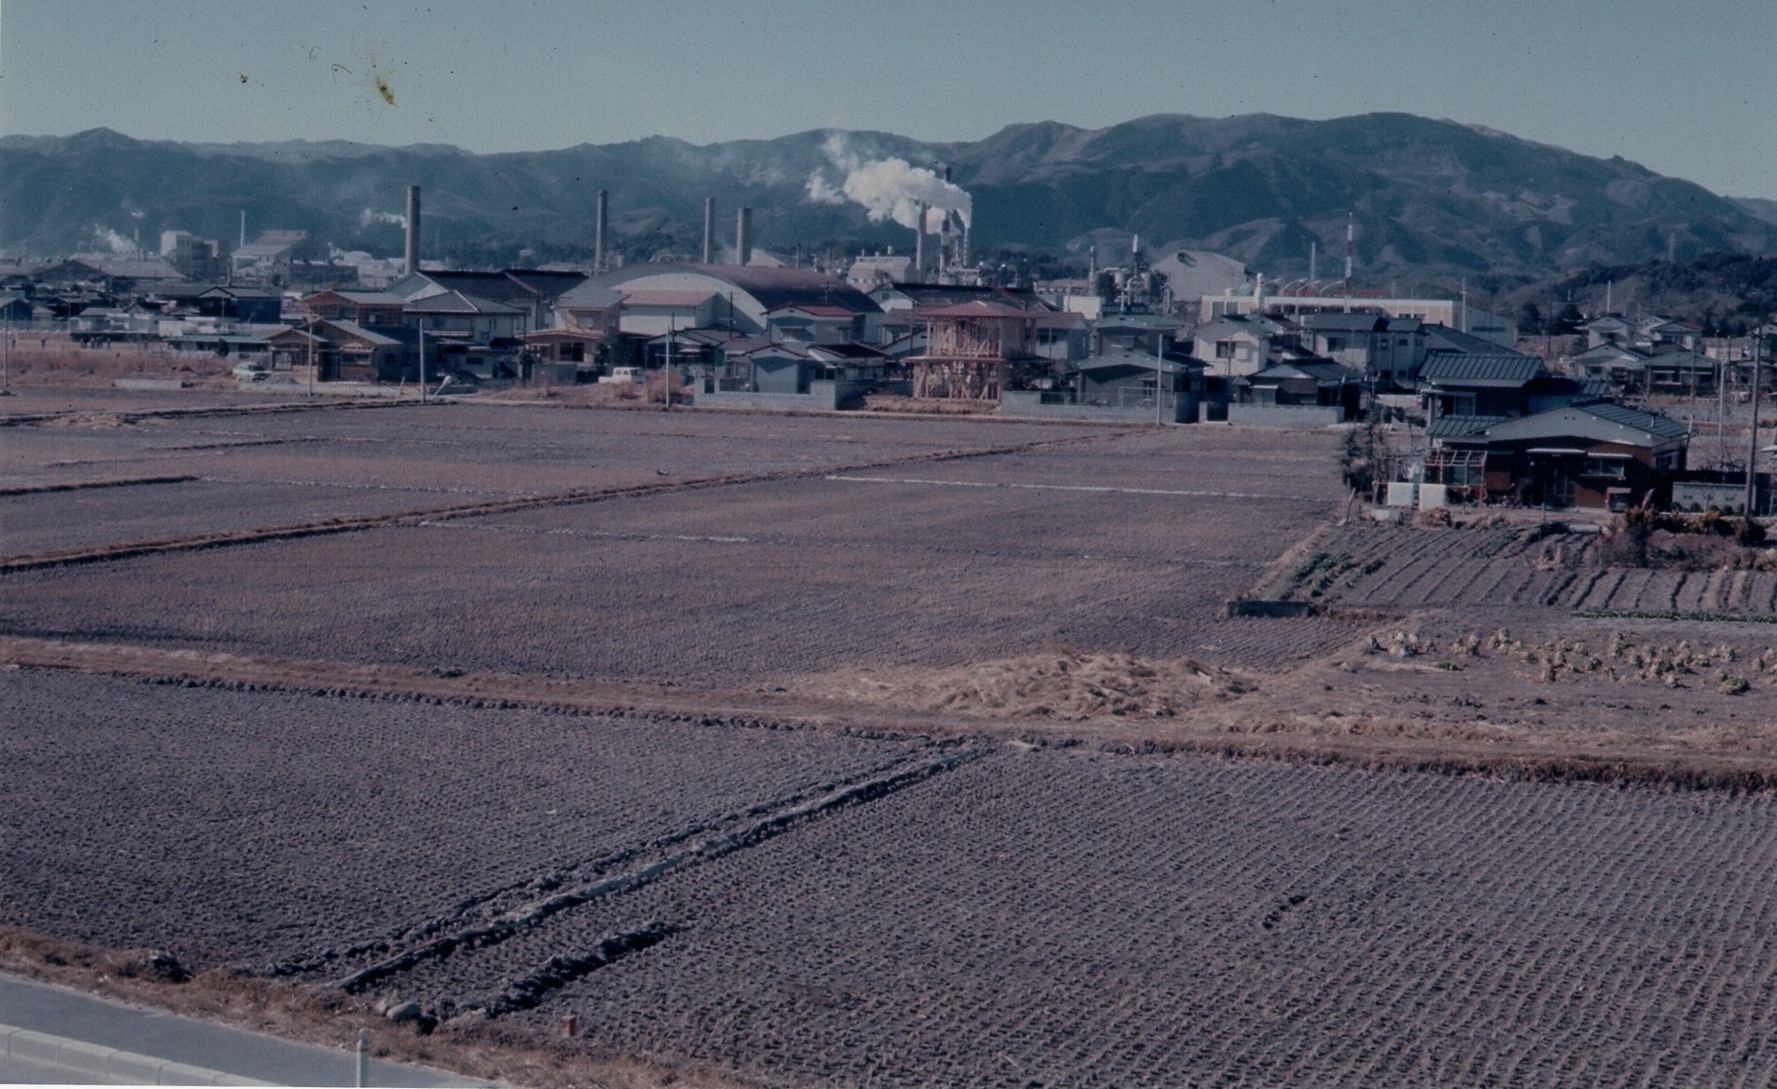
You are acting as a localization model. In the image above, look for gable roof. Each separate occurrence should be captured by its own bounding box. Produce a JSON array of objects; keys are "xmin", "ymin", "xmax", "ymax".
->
[
  {"xmin": 1573, "ymin": 343, "xmax": 1649, "ymax": 364},
  {"xmin": 1451, "ymin": 403, "xmax": 1689, "ymax": 449},
  {"xmin": 404, "ymin": 290, "xmax": 524, "ymax": 315},
  {"xmin": 1248, "ymin": 361, "xmax": 1362, "ymax": 383},
  {"xmin": 1074, "ymin": 349, "xmax": 1203, "ymax": 376},
  {"xmin": 808, "ymin": 342, "xmax": 889, "ymax": 360},
  {"xmin": 1420, "ymin": 352, "xmax": 1544, "ymax": 387},
  {"xmin": 1422, "ymin": 324, "xmax": 1515, "ymax": 355},
  {"xmin": 318, "ymin": 319, "xmax": 401, "ymax": 347},
  {"xmin": 1428, "ymin": 414, "xmax": 1510, "ymax": 440}
]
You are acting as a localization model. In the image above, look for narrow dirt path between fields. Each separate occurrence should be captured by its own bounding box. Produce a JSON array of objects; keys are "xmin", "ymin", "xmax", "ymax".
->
[{"xmin": 9, "ymin": 633, "xmax": 1777, "ymax": 790}]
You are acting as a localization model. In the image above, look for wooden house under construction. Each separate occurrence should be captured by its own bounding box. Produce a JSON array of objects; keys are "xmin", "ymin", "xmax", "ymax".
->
[{"xmin": 907, "ymin": 300, "xmax": 1045, "ymax": 400}]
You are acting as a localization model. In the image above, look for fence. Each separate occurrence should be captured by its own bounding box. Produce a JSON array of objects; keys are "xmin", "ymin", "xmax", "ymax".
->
[
  {"xmin": 696, "ymin": 379, "xmax": 876, "ymax": 412},
  {"xmin": 1226, "ymin": 403, "xmax": 1346, "ymax": 429},
  {"xmin": 1001, "ymin": 389, "xmax": 1198, "ymax": 423}
]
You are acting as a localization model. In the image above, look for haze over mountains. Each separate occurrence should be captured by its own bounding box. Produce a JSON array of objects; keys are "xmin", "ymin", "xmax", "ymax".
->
[{"xmin": 3, "ymin": 112, "xmax": 1769, "ymax": 290}]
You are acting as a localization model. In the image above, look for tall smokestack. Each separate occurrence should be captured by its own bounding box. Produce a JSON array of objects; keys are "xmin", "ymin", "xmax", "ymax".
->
[
  {"xmin": 593, "ymin": 190, "xmax": 608, "ymax": 274},
  {"xmin": 914, "ymin": 201, "xmax": 927, "ymax": 281},
  {"xmin": 941, "ymin": 169, "xmax": 953, "ymax": 274},
  {"xmin": 735, "ymin": 206, "xmax": 753, "ymax": 266},
  {"xmin": 404, "ymin": 186, "xmax": 422, "ymax": 277},
  {"xmin": 702, "ymin": 197, "xmax": 715, "ymax": 264},
  {"xmin": 1344, "ymin": 212, "xmax": 1354, "ymax": 299}
]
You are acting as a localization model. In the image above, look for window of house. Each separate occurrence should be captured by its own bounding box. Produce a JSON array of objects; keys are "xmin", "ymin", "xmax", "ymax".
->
[
  {"xmin": 1215, "ymin": 341, "xmax": 1237, "ymax": 359},
  {"xmin": 1583, "ymin": 456, "xmax": 1629, "ymax": 479}
]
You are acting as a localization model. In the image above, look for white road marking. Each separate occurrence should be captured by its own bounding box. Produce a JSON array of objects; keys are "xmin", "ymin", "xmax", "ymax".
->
[
  {"xmin": 418, "ymin": 520, "xmax": 750, "ymax": 543},
  {"xmin": 825, "ymin": 475, "xmax": 1315, "ymax": 501}
]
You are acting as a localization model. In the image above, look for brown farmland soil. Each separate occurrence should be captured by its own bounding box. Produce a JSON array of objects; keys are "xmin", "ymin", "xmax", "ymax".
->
[{"xmin": 7, "ymin": 394, "xmax": 1777, "ymax": 1087}]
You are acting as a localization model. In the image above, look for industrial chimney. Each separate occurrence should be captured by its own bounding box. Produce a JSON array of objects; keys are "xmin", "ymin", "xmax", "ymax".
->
[
  {"xmin": 593, "ymin": 190, "xmax": 608, "ymax": 274},
  {"xmin": 702, "ymin": 198, "xmax": 715, "ymax": 264},
  {"xmin": 914, "ymin": 201, "xmax": 928, "ymax": 282},
  {"xmin": 404, "ymin": 186, "xmax": 421, "ymax": 277},
  {"xmin": 735, "ymin": 206, "xmax": 753, "ymax": 266}
]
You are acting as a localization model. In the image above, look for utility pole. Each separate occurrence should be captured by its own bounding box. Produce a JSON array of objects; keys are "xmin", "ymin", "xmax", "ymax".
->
[
  {"xmin": 1747, "ymin": 332, "xmax": 1763, "ymax": 517},
  {"xmin": 2, "ymin": 317, "xmax": 11, "ymax": 396},
  {"xmin": 1155, "ymin": 334, "xmax": 1165, "ymax": 427},
  {"xmin": 418, "ymin": 325, "xmax": 427, "ymax": 404},
  {"xmin": 306, "ymin": 319, "xmax": 315, "ymax": 397},
  {"xmin": 1720, "ymin": 344, "xmax": 1730, "ymax": 469}
]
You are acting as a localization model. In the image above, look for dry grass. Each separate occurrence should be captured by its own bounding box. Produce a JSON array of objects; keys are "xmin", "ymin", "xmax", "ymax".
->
[
  {"xmin": 3, "ymin": 335, "xmax": 235, "ymax": 389},
  {"xmin": 794, "ymin": 649, "xmax": 1256, "ymax": 720},
  {"xmin": 857, "ymin": 392, "xmax": 996, "ymax": 415},
  {"xmin": 486, "ymin": 373, "xmax": 692, "ymax": 407}
]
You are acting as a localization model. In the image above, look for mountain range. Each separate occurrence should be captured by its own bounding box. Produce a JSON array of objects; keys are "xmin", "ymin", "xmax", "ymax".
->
[{"xmin": 2, "ymin": 113, "xmax": 1769, "ymax": 290}]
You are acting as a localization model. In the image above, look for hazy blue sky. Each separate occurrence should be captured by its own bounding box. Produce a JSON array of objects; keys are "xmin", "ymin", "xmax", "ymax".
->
[{"xmin": 3, "ymin": 0, "xmax": 1773, "ymax": 196}]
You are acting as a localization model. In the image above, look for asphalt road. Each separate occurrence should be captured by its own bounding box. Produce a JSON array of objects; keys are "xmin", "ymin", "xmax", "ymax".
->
[{"xmin": 0, "ymin": 974, "xmax": 494, "ymax": 1086}]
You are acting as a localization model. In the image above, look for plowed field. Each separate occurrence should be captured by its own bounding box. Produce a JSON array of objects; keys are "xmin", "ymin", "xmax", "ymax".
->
[{"xmin": 6, "ymin": 393, "xmax": 1777, "ymax": 1088}]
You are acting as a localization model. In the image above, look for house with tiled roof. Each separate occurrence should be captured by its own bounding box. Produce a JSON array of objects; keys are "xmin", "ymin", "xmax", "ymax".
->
[
  {"xmin": 1419, "ymin": 352, "xmax": 1548, "ymax": 417},
  {"xmin": 1239, "ymin": 361, "xmax": 1363, "ymax": 417},
  {"xmin": 1426, "ymin": 402, "xmax": 1689, "ymax": 510},
  {"xmin": 403, "ymin": 290, "xmax": 527, "ymax": 341}
]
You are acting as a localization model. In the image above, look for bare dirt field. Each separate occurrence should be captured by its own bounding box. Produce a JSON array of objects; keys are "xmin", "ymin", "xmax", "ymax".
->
[{"xmin": 6, "ymin": 391, "xmax": 1777, "ymax": 1087}]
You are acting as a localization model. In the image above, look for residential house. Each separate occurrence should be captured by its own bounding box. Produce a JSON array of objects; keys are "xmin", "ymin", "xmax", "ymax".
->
[
  {"xmin": 1094, "ymin": 312, "xmax": 1187, "ymax": 357},
  {"xmin": 1419, "ymin": 353, "xmax": 1549, "ymax": 418},
  {"xmin": 196, "ymin": 286, "xmax": 284, "ymax": 325},
  {"xmin": 1299, "ymin": 312, "xmax": 1428, "ymax": 389},
  {"xmin": 765, "ymin": 304, "xmax": 866, "ymax": 345},
  {"xmin": 527, "ymin": 283, "xmax": 624, "ymax": 371},
  {"xmin": 1067, "ymin": 350, "xmax": 1206, "ymax": 414},
  {"xmin": 722, "ymin": 338, "xmax": 890, "ymax": 394},
  {"xmin": 1240, "ymin": 361, "xmax": 1363, "ymax": 418},
  {"xmin": 1585, "ymin": 315, "xmax": 1633, "ymax": 349},
  {"xmin": 1191, "ymin": 313, "xmax": 1301, "ymax": 380},
  {"xmin": 387, "ymin": 269, "xmax": 588, "ymax": 333},
  {"xmin": 1426, "ymin": 402, "xmax": 1689, "ymax": 510},
  {"xmin": 301, "ymin": 289, "xmax": 407, "ymax": 326},
  {"xmin": 266, "ymin": 319, "xmax": 415, "ymax": 382},
  {"xmin": 402, "ymin": 291, "xmax": 527, "ymax": 341}
]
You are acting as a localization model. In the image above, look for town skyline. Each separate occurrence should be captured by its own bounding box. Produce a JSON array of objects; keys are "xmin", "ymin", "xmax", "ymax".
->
[{"xmin": 3, "ymin": 0, "xmax": 1774, "ymax": 199}]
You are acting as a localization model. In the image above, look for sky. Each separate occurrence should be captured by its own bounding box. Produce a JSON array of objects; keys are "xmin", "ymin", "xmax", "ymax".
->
[{"xmin": 2, "ymin": 0, "xmax": 1774, "ymax": 197}]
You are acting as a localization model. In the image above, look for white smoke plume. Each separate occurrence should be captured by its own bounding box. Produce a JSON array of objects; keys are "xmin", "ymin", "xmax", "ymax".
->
[
  {"xmin": 805, "ymin": 173, "xmax": 846, "ymax": 205},
  {"xmin": 359, "ymin": 208, "xmax": 407, "ymax": 228},
  {"xmin": 92, "ymin": 225, "xmax": 133, "ymax": 254},
  {"xmin": 805, "ymin": 133, "xmax": 971, "ymax": 229}
]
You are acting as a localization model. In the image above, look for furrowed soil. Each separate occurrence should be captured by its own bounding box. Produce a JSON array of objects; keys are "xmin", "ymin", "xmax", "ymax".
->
[{"xmin": 6, "ymin": 391, "xmax": 1777, "ymax": 1087}]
